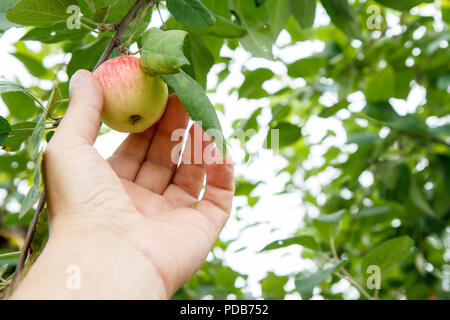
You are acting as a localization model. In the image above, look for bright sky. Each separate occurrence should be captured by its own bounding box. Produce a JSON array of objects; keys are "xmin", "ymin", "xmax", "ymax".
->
[{"xmin": 0, "ymin": 3, "xmax": 441, "ymax": 299}]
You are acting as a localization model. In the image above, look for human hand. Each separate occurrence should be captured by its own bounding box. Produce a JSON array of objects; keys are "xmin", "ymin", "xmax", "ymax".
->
[{"xmin": 12, "ymin": 70, "xmax": 234, "ymax": 299}]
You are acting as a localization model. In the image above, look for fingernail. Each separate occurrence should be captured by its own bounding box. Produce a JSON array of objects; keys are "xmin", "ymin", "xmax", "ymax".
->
[{"xmin": 69, "ymin": 70, "xmax": 87, "ymax": 95}]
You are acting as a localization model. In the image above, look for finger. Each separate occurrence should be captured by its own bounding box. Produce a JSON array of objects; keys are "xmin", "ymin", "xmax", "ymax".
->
[
  {"xmin": 107, "ymin": 126, "xmax": 156, "ymax": 180},
  {"xmin": 163, "ymin": 123, "xmax": 212, "ymax": 208},
  {"xmin": 51, "ymin": 70, "xmax": 103, "ymax": 148},
  {"xmin": 196, "ymin": 149, "xmax": 234, "ymax": 234},
  {"xmin": 134, "ymin": 94, "xmax": 189, "ymax": 194}
]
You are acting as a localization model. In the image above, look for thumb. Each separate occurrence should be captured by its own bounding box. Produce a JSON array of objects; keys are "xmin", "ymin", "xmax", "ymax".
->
[{"xmin": 53, "ymin": 69, "xmax": 104, "ymax": 146}]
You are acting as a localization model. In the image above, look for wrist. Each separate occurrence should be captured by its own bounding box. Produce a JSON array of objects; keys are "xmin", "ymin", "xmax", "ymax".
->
[{"xmin": 12, "ymin": 226, "xmax": 168, "ymax": 299}]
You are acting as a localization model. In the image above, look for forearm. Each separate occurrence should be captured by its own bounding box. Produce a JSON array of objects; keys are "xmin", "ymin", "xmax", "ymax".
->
[{"xmin": 11, "ymin": 228, "xmax": 167, "ymax": 300}]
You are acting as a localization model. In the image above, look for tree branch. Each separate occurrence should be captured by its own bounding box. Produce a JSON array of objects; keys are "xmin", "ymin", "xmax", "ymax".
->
[
  {"xmin": 355, "ymin": 112, "xmax": 450, "ymax": 147},
  {"xmin": 13, "ymin": 191, "xmax": 46, "ymax": 280},
  {"xmin": 94, "ymin": 0, "xmax": 150, "ymax": 71},
  {"xmin": 13, "ymin": 0, "xmax": 152, "ymax": 284},
  {"xmin": 330, "ymin": 238, "xmax": 376, "ymax": 300}
]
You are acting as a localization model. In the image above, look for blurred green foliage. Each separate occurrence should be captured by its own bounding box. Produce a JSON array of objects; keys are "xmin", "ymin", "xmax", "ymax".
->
[{"xmin": 0, "ymin": 0, "xmax": 449, "ymax": 300}]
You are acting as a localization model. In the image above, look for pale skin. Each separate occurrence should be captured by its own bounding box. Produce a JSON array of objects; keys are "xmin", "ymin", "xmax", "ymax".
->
[{"xmin": 11, "ymin": 70, "xmax": 234, "ymax": 299}]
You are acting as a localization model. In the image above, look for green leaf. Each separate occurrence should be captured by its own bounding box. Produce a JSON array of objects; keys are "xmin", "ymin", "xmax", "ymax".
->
[
  {"xmin": 44, "ymin": 87, "xmax": 63, "ymax": 119},
  {"xmin": 214, "ymin": 266, "xmax": 242, "ymax": 291},
  {"xmin": 319, "ymin": 101, "xmax": 348, "ymax": 118},
  {"xmin": 238, "ymin": 68, "xmax": 274, "ymax": 99},
  {"xmin": 290, "ymin": 0, "xmax": 316, "ymax": 28},
  {"xmin": 205, "ymin": 14, "xmax": 246, "ymax": 38},
  {"xmin": 28, "ymin": 114, "xmax": 45, "ymax": 160},
  {"xmin": 266, "ymin": 0, "xmax": 290, "ymax": 40},
  {"xmin": 355, "ymin": 206, "xmax": 392, "ymax": 219},
  {"xmin": 409, "ymin": 178, "xmax": 437, "ymax": 217},
  {"xmin": 11, "ymin": 52, "xmax": 47, "ymax": 78},
  {"xmin": 363, "ymin": 101, "xmax": 399, "ymax": 123},
  {"xmin": 363, "ymin": 102, "xmax": 432, "ymax": 137},
  {"xmin": 431, "ymin": 123, "xmax": 450, "ymax": 136},
  {"xmin": 202, "ymin": 0, "xmax": 230, "ymax": 18},
  {"xmin": 0, "ymin": 0, "xmax": 20, "ymax": 30},
  {"xmin": 67, "ymin": 36, "xmax": 110, "ymax": 77},
  {"xmin": 0, "ymin": 250, "xmax": 20, "ymax": 268},
  {"xmin": 45, "ymin": 130, "xmax": 54, "ymax": 142},
  {"xmin": 437, "ymin": 73, "xmax": 450, "ymax": 91},
  {"xmin": 140, "ymin": 28, "xmax": 190, "ymax": 76},
  {"xmin": 23, "ymin": 87, "xmax": 61, "ymax": 158},
  {"xmin": 260, "ymin": 272, "xmax": 288, "ymax": 299},
  {"xmin": 270, "ymin": 104, "xmax": 292, "ymax": 124},
  {"xmin": 320, "ymin": 0, "xmax": 360, "ymax": 39},
  {"xmin": 315, "ymin": 210, "xmax": 345, "ymax": 224},
  {"xmin": 2, "ymin": 121, "xmax": 36, "ymax": 151},
  {"xmin": 122, "ymin": 2, "xmax": 152, "ymax": 41},
  {"xmin": 76, "ymin": 0, "xmax": 139, "ymax": 23},
  {"xmin": 6, "ymin": 0, "xmax": 78, "ymax": 27},
  {"xmin": 266, "ymin": 122, "xmax": 302, "ymax": 149},
  {"xmin": 347, "ymin": 132, "xmax": 380, "ymax": 146},
  {"xmin": 375, "ymin": 0, "xmax": 433, "ymax": 11},
  {"xmin": 295, "ymin": 261, "xmax": 345, "ymax": 297},
  {"xmin": 261, "ymin": 235, "xmax": 319, "ymax": 251},
  {"xmin": 443, "ymin": 0, "xmax": 450, "ymax": 24},
  {"xmin": 377, "ymin": 162, "xmax": 411, "ymax": 201},
  {"xmin": 313, "ymin": 210, "xmax": 345, "ymax": 241},
  {"xmin": 393, "ymin": 70, "xmax": 414, "ymax": 99},
  {"xmin": 161, "ymin": 71, "xmax": 225, "ymax": 153},
  {"xmin": 1, "ymin": 91, "xmax": 37, "ymax": 120},
  {"xmin": 361, "ymin": 236, "xmax": 414, "ymax": 280},
  {"xmin": 0, "ymin": 117, "xmax": 12, "ymax": 146},
  {"xmin": 21, "ymin": 22, "xmax": 88, "ymax": 43},
  {"xmin": 165, "ymin": 13, "xmax": 246, "ymax": 39},
  {"xmin": 91, "ymin": 6, "xmax": 109, "ymax": 23},
  {"xmin": 229, "ymin": 0, "xmax": 273, "ymax": 59},
  {"xmin": 0, "ymin": 263, "xmax": 7, "ymax": 278},
  {"xmin": 0, "ymin": 80, "xmax": 25, "ymax": 94},
  {"xmin": 185, "ymin": 34, "xmax": 215, "ymax": 89},
  {"xmin": 365, "ymin": 66, "xmax": 396, "ymax": 103},
  {"xmin": 19, "ymin": 151, "xmax": 42, "ymax": 218},
  {"xmin": 235, "ymin": 179, "xmax": 260, "ymax": 196},
  {"xmin": 288, "ymin": 57, "xmax": 325, "ymax": 78},
  {"xmin": 166, "ymin": 0, "xmax": 215, "ymax": 30},
  {"xmin": 0, "ymin": 152, "xmax": 29, "ymax": 174},
  {"xmin": 233, "ymin": 108, "xmax": 262, "ymax": 142}
]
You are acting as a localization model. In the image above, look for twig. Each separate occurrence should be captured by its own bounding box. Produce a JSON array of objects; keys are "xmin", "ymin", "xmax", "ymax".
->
[
  {"xmin": 330, "ymin": 238, "xmax": 375, "ymax": 300},
  {"xmin": 0, "ymin": 251, "xmax": 20, "ymax": 258},
  {"xmin": 80, "ymin": 21, "xmax": 100, "ymax": 33},
  {"xmin": 401, "ymin": 130, "xmax": 450, "ymax": 148},
  {"xmin": 24, "ymin": 90, "xmax": 45, "ymax": 112},
  {"xmin": 94, "ymin": 0, "xmax": 151, "ymax": 71},
  {"xmin": 157, "ymin": 2, "xmax": 167, "ymax": 30},
  {"xmin": 13, "ymin": 191, "xmax": 46, "ymax": 280},
  {"xmin": 12, "ymin": 0, "xmax": 152, "ymax": 284},
  {"xmin": 354, "ymin": 112, "xmax": 450, "ymax": 147}
]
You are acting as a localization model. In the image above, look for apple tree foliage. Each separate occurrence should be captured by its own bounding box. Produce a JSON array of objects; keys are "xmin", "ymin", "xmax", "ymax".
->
[{"xmin": 0, "ymin": 0, "xmax": 449, "ymax": 300}]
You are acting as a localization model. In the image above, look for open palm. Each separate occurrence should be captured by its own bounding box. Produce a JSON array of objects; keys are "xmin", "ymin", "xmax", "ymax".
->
[
  {"xmin": 107, "ymin": 94, "xmax": 234, "ymax": 295},
  {"xmin": 42, "ymin": 71, "xmax": 234, "ymax": 298}
]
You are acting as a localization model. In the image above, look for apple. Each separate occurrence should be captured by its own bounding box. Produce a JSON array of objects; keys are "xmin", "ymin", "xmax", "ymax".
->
[{"xmin": 93, "ymin": 55, "xmax": 169, "ymax": 133}]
